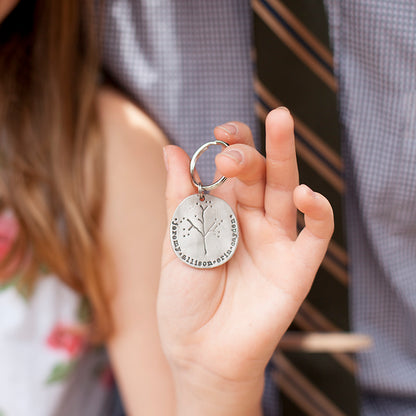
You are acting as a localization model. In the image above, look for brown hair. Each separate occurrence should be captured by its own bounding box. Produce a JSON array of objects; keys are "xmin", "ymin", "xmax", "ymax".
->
[{"xmin": 0, "ymin": 0, "xmax": 110, "ymax": 341}]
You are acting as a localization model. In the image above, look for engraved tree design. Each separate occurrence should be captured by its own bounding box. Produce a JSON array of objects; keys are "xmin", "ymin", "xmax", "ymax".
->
[{"xmin": 185, "ymin": 200, "xmax": 222, "ymax": 255}]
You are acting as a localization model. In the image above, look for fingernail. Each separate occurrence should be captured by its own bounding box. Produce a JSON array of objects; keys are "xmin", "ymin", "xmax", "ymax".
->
[
  {"xmin": 301, "ymin": 184, "xmax": 316, "ymax": 196},
  {"xmin": 222, "ymin": 148, "xmax": 243, "ymax": 164},
  {"xmin": 217, "ymin": 122, "xmax": 238, "ymax": 136},
  {"xmin": 163, "ymin": 146, "xmax": 169, "ymax": 171},
  {"xmin": 277, "ymin": 106, "xmax": 290, "ymax": 113}
]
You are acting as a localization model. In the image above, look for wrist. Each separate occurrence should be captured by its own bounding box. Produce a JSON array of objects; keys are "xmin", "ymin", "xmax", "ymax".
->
[{"xmin": 172, "ymin": 366, "xmax": 264, "ymax": 416}]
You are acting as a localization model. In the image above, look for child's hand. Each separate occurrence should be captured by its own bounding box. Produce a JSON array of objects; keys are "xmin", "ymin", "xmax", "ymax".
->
[{"xmin": 158, "ymin": 108, "xmax": 334, "ymax": 414}]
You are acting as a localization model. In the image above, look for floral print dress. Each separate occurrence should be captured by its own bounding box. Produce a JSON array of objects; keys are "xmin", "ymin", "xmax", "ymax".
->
[{"xmin": 0, "ymin": 212, "xmax": 114, "ymax": 416}]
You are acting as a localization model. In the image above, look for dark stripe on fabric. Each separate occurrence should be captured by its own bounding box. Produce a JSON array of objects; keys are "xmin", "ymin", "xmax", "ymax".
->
[
  {"xmin": 307, "ymin": 268, "xmax": 350, "ymax": 331},
  {"xmin": 278, "ymin": 0, "xmax": 332, "ymax": 48},
  {"xmin": 280, "ymin": 353, "xmax": 359, "ymax": 416},
  {"xmin": 258, "ymin": 0, "xmax": 333, "ymax": 73},
  {"xmin": 278, "ymin": 371, "xmax": 337, "ymax": 416},
  {"xmin": 253, "ymin": 15, "xmax": 340, "ymax": 152}
]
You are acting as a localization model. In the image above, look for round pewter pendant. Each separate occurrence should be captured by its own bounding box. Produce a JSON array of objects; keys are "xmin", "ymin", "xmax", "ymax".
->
[{"xmin": 170, "ymin": 194, "xmax": 239, "ymax": 269}]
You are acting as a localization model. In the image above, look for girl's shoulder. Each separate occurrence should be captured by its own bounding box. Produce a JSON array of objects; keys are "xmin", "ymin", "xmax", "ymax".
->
[
  {"xmin": 97, "ymin": 86, "xmax": 168, "ymax": 153},
  {"xmin": 96, "ymin": 86, "xmax": 168, "ymax": 205},
  {"xmin": 95, "ymin": 84, "xmax": 168, "ymax": 240}
]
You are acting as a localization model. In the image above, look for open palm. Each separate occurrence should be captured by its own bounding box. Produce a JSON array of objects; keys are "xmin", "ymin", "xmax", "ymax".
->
[{"xmin": 157, "ymin": 108, "xmax": 334, "ymax": 386}]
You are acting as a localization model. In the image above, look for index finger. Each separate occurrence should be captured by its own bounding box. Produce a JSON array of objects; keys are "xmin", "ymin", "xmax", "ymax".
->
[
  {"xmin": 212, "ymin": 121, "xmax": 256, "ymax": 203},
  {"xmin": 214, "ymin": 121, "xmax": 256, "ymax": 147}
]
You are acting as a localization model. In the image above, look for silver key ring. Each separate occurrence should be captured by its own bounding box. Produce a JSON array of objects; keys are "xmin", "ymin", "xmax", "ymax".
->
[{"xmin": 189, "ymin": 140, "xmax": 229, "ymax": 192}]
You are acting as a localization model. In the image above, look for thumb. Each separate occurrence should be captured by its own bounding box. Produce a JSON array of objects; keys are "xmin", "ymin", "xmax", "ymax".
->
[
  {"xmin": 164, "ymin": 145, "xmax": 195, "ymax": 221},
  {"xmin": 293, "ymin": 184, "xmax": 334, "ymax": 272}
]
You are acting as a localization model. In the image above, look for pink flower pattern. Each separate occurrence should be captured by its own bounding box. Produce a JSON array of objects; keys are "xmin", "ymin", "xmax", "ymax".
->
[{"xmin": 46, "ymin": 323, "xmax": 87, "ymax": 357}]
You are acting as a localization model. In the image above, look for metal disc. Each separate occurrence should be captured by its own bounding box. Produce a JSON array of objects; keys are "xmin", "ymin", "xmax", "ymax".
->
[{"xmin": 170, "ymin": 194, "xmax": 239, "ymax": 269}]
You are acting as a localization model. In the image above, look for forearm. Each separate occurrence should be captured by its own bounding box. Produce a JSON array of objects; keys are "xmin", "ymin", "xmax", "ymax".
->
[
  {"xmin": 173, "ymin": 367, "xmax": 264, "ymax": 416},
  {"xmin": 109, "ymin": 332, "xmax": 176, "ymax": 415},
  {"xmin": 176, "ymin": 390, "xmax": 263, "ymax": 416}
]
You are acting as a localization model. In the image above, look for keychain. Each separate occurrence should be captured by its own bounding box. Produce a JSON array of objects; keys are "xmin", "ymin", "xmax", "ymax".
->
[{"xmin": 170, "ymin": 140, "xmax": 239, "ymax": 269}]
